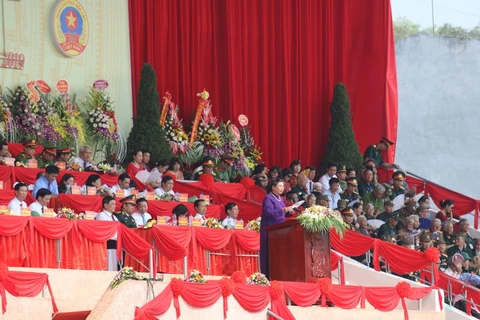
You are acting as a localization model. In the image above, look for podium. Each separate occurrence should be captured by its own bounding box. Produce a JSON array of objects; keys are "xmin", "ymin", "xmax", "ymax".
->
[{"xmin": 265, "ymin": 219, "xmax": 331, "ymax": 283}]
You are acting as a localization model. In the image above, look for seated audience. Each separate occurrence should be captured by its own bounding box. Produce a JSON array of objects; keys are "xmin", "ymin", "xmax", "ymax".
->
[
  {"xmin": 33, "ymin": 165, "xmax": 59, "ymax": 198},
  {"xmin": 291, "ymin": 172, "xmax": 308, "ymax": 201},
  {"xmin": 447, "ymin": 232, "xmax": 473, "ymax": 259},
  {"xmin": 110, "ymin": 173, "xmax": 132, "ymax": 197},
  {"xmin": 193, "ymin": 156, "xmax": 216, "ymax": 181},
  {"xmin": 36, "ymin": 147, "xmax": 56, "ymax": 168},
  {"xmin": 458, "ymin": 218, "xmax": 475, "ymax": 252},
  {"xmin": 417, "ymin": 195, "xmax": 430, "ymax": 208},
  {"xmin": 254, "ymin": 174, "xmax": 269, "ymax": 189},
  {"xmin": 418, "ymin": 232, "xmax": 433, "ymax": 252},
  {"xmin": 436, "ymin": 239, "xmax": 448, "ymax": 272},
  {"xmin": 166, "ymin": 157, "xmax": 184, "ymax": 180},
  {"xmin": 318, "ymin": 162, "xmax": 337, "ymax": 192},
  {"xmin": 15, "ymin": 140, "xmax": 36, "ymax": 166},
  {"xmin": 142, "ymin": 150, "xmax": 152, "ymax": 172},
  {"xmin": 410, "ymin": 215, "xmax": 420, "ymax": 232},
  {"xmin": 172, "ymin": 204, "xmax": 188, "ymax": 224},
  {"xmin": 114, "ymin": 195, "xmax": 137, "ymax": 228},
  {"xmin": 96, "ymin": 196, "xmax": 118, "ymax": 271},
  {"xmin": 193, "ymin": 199, "xmax": 207, "ymax": 224},
  {"xmin": 29, "ymin": 188, "xmax": 53, "ymax": 216},
  {"xmin": 58, "ymin": 174, "xmax": 75, "ymax": 194},
  {"xmin": 126, "ymin": 149, "xmax": 145, "ymax": 178},
  {"xmin": 441, "ymin": 221, "xmax": 455, "ymax": 248},
  {"xmin": 85, "ymin": 174, "xmax": 112, "ymax": 196},
  {"xmin": 336, "ymin": 165, "xmax": 347, "ymax": 191},
  {"xmin": 323, "ymin": 177, "xmax": 341, "ymax": 209},
  {"xmin": 304, "ymin": 194, "xmax": 316, "ymax": 209},
  {"xmin": 340, "ymin": 177, "xmax": 359, "ymax": 205},
  {"xmin": 71, "ymin": 145, "xmax": 96, "ymax": 170},
  {"xmin": 285, "ymin": 191, "xmax": 298, "ymax": 204},
  {"xmin": 268, "ymin": 165, "xmax": 282, "ymax": 182},
  {"xmin": 288, "ymin": 160, "xmax": 302, "ymax": 188},
  {"xmin": 251, "ymin": 164, "xmax": 268, "ymax": 179},
  {"xmin": 362, "ymin": 184, "xmax": 385, "ymax": 214},
  {"xmin": 281, "ymin": 168, "xmax": 293, "ymax": 195},
  {"xmin": 0, "ymin": 141, "xmax": 11, "ymax": 158},
  {"xmin": 341, "ymin": 208, "xmax": 355, "ymax": 230},
  {"xmin": 8, "ymin": 182, "xmax": 28, "ymax": 215},
  {"xmin": 154, "ymin": 176, "xmax": 176, "ymax": 200},
  {"xmin": 417, "ymin": 205, "xmax": 431, "ymax": 230},
  {"xmin": 376, "ymin": 201, "xmax": 394, "ymax": 223},
  {"xmin": 364, "ymin": 203, "xmax": 376, "ymax": 220},
  {"xmin": 436, "ymin": 199, "xmax": 454, "ymax": 222},
  {"xmin": 312, "ymin": 182, "xmax": 323, "ymax": 193},
  {"xmin": 132, "ymin": 198, "xmax": 152, "ymax": 226},
  {"xmin": 377, "ymin": 211, "xmax": 400, "ymax": 241},
  {"xmin": 148, "ymin": 159, "xmax": 170, "ymax": 188},
  {"xmin": 55, "ymin": 148, "xmax": 71, "ymax": 164},
  {"xmin": 316, "ymin": 194, "xmax": 330, "ymax": 208},
  {"xmin": 336, "ymin": 199, "xmax": 347, "ymax": 211},
  {"xmin": 356, "ymin": 215, "xmax": 370, "ymax": 236},
  {"xmin": 303, "ymin": 165, "xmax": 316, "ymax": 194},
  {"xmin": 222, "ymin": 202, "xmax": 239, "ymax": 229},
  {"xmin": 216, "ymin": 156, "xmax": 234, "ymax": 183},
  {"xmin": 430, "ymin": 218, "xmax": 442, "ymax": 241},
  {"xmin": 346, "ymin": 168, "xmax": 356, "ymax": 178},
  {"xmin": 358, "ymin": 168, "xmax": 376, "ymax": 197}
]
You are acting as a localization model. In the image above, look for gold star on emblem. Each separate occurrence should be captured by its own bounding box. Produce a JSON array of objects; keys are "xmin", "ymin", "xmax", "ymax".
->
[{"xmin": 66, "ymin": 11, "xmax": 77, "ymax": 28}]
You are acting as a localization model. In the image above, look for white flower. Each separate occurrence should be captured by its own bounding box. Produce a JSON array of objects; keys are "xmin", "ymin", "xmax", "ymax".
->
[
  {"xmin": 89, "ymin": 110, "xmax": 94, "ymax": 115},
  {"xmin": 90, "ymin": 118, "xmax": 94, "ymax": 123},
  {"xmin": 93, "ymin": 124, "xmax": 98, "ymax": 128}
]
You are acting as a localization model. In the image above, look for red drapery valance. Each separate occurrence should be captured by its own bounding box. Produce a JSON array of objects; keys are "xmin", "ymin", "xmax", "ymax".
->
[{"xmin": 134, "ymin": 278, "xmax": 433, "ymax": 320}]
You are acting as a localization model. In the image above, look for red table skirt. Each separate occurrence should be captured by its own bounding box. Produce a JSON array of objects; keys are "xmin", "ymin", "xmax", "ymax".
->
[{"xmin": 124, "ymin": 228, "xmax": 260, "ymax": 276}]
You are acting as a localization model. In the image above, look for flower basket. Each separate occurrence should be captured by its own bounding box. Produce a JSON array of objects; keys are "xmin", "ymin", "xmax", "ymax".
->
[
  {"xmin": 110, "ymin": 267, "xmax": 146, "ymax": 289},
  {"xmin": 245, "ymin": 219, "xmax": 260, "ymax": 232},
  {"xmin": 185, "ymin": 269, "xmax": 206, "ymax": 283},
  {"xmin": 247, "ymin": 272, "xmax": 269, "ymax": 286},
  {"xmin": 296, "ymin": 205, "xmax": 346, "ymax": 236},
  {"xmin": 204, "ymin": 217, "xmax": 223, "ymax": 229}
]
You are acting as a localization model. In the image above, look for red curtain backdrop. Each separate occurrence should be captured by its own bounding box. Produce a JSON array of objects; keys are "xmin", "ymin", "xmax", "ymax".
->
[{"xmin": 128, "ymin": 0, "xmax": 398, "ymax": 167}]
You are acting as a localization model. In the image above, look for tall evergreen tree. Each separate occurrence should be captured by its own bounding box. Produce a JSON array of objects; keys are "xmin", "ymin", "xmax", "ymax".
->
[
  {"xmin": 320, "ymin": 83, "xmax": 364, "ymax": 173},
  {"xmin": 126, "ymin": 63, "xmax": 172, "ymax": 163}
]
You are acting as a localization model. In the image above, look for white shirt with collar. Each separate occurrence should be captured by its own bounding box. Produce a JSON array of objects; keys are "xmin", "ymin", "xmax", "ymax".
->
[
  {"xmin": 8, "ymin": 197, "xmax": 27, "ymax": 216},
  {"xmin": 71, "ymin": 157, "xmax": 96, "ymax": 170},
  {"xmin": 319, "ymin": 173, "xmax": 337, "ymax": 192},
  {"xmin": 323, "ymin": 189, "xmax": 341, "ymax": 209},
  {"xmin": 222, "ymin": 216, "xmax": 237, "ymax": 229},
  {"xmin": 193, "ymin": 213, "xmax": 205, "ymax": 225},
  {"xmin": 96, "ymin": 210, "xmax": 118, "ymax": 240},
  {"xmin": 154, "ymin": 187, "xmax": 176, "ymax": 199},
  {"xmin": 306, "ymin": 179, "xmax": 314, "ymax": 194},
  {"xmin": 444, "ymin": 266, "xmax": 460, "ymax": 278},
  {"xmin": 110, "ymin": 185, "xmax": 131, "ymax": 197},
  {"xmin": 132, "ymin": 212, "xmax": 152, "ymax": 227},
  {"xmin": 29, "ymin": 201, "xmax": 45, "ymax": 216}
]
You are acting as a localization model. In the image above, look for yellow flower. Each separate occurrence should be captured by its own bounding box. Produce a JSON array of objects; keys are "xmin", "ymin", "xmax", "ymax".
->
[
  {"xmin": 204, "ymin": 134, "xmax": 210, "ymax": 140},
  {"xmin": 195, "ymin": 275, "xmax": 201, "ymax": 280}
]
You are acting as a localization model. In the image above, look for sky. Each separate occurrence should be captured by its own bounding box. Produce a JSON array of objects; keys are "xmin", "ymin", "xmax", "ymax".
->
[{"xmin": 391, "ymin": 0, "xmax": 480, "ymax": 29}]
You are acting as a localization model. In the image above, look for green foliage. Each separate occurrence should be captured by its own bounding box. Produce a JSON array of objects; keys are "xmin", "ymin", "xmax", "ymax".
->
[
  {"xmin": 126, "ymin": 63, "xmax": 173, "ymax": 163},
  {"xmin": 394, "ymin": 17, "xmax": 480, "ymax": 41},
  {"xmin": 320, "ymin": 83, "xmax": 364, "ymax": 173}
]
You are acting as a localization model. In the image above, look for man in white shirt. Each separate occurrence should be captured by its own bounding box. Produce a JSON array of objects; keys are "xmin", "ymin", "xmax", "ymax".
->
[
  {"xmin": 304, "ymin": 165, "xmax": 316, "ymax": 194},
  {"xmin": 318, "ymin": 162, "xmax": 338, "ymax": 192},
  {"xmin": 132, "ymin": 198, "xmax": 152, "ymax": 227},
  {"xmin": 222, "ymin": 202, "xmax": 239, "ymax": 229},
  {"xmin": 29, "ymin": 188, "xmax": 53, "ymax": 216},
  {"xmin": 193, "ymin": 199, "xmax": 207, "ymax": 225},
  {"xmin": 153, "ymin": 176, "xmax": 176, "ymax": 200},
  {"xmin": 8, "ymin": 182, "xmax": 29, "ymax": 215},
  {"xmin": 110, "ymin": 173, "xmax": 131, "ymax": 197},
  {"xmin": 96, "ymin": 196, "xmax": 119, "ymax": 271},
  {"xmin": 323, "ymin": 178, "xmax": 341, "ymax": 209},
  {"xmin": 71, "ymin": 145, "xmax": 96, "ymax": 170}
]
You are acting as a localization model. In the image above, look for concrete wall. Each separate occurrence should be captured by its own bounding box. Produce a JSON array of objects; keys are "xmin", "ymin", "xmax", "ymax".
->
[
  {"xmin": 0, "ymin": 0, "xmax": 133, "ymax": 138},
  {"xmin": 395, "ymin": 34, "xmax": 480, "ymax": 200}
]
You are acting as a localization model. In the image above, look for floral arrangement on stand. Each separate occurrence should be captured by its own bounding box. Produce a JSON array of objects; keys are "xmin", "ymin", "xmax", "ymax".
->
[
  {"xmin": 246, "ymin": 272, "xmax": 269, "ymax": 286},
  {"xmin": 239, "ymin": 125, "xmax": 263, "ymax": 172},
  {"xmin": 6, "ymin": 86, "xmax": 40, "ymax": 141},
  {"xmin": 296, "ymin": 205, "xmax": 346, "ymax": 236},
  {"xmin": 51, "ymin": 93, "xmax": 85, "ymax": 149},
  {"xmin": 204, "ymin": 217, "xmax": 223, "ymax": 229},
  {"xmin": 161, "ymin": 92, "xmax": 190, "ymax": 156},
  {"xmin": 245, "ymin": 219, "xmax": 260, "ymax": 232},
  {"xmin": 56, "ymin": 207, "xmax": 84, "ymax": 220},
  {"xmin": 185, "ymin": 269, "xmax": 207, "ymax": 283},
  {"xmin": 97, "ymin": 163, "xmax": 113, "ymax": 172},
  {"xmin": 84, "ymin": 88, "xmax": 119, "ymax": 143},
  {"xmin": 110, "ymin": 267, "xmax": 146, "ymax": 289}
]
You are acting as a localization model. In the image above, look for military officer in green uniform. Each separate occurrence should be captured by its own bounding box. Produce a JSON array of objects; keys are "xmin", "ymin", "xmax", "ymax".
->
[
  {"xmin": 362, "ymin": 184, "xmax": 386, "ymax": 214},
  {"xmin": 377, "ymin": 211, "xmax": 400, "ymax": 240},
  {"xmin": 15, "ymin": 140, "xmax": 37, "ymax": 166},
  {"xmin": 337, "ymin": 165, "xmax": 347, "ymax": 191},
  {"xmin": 36, "ymin": 148, "xmax": 56, "ymax": 168},
  {"xmin": 193, "ymin": 156, "xmax": 217, "ymax": 181},
  {"xmin": 436, "ymin": 239, "xmax": 449, "ymax": 272},
  {"xmin": 340, "ymin": 177, "xmax": 359, "ymax": 205},
  {"xmin": 341, "ymin": 208, "xmax": 355, "ymax": 230},
  {"xmin": 215, "ymin": 156, "xmax": 235, "ymax": 183},
  {"xmin": 114, "ymin": 195, "xmax": 138, "ymax": 228},
  {"xmin": 363, "ymin": 136, "xmax": 399, "ymax": 169},
  {"xmin": 376, "ymin": 200, "xmax": 394, "ymax": 223},
  {"xmin": 390, "ymin": 171, "xmax": 406, "ymax": 199}
]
